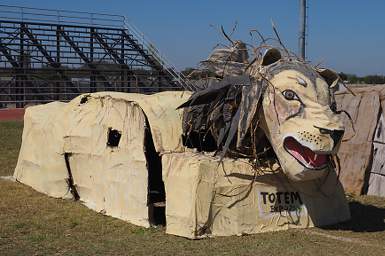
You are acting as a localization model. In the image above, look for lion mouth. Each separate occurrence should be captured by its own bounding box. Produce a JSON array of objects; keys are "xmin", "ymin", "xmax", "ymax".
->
[{"xmin": 283, "ymin": 137, "xmax": 329, "ymax": 169}]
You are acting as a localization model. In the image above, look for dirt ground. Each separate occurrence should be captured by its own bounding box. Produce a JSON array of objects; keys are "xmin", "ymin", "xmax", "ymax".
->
[
  {"xmin": 0, "ymin": 109, "xmax": 25, "ymax": 121},
  {"xmin": 1, "ymin": 121, "xmax": 385, "ymax": 256}
]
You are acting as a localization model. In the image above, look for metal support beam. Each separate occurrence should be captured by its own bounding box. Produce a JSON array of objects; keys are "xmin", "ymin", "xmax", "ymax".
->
[
  {"xmin": 21, "ymin": 24, "xmax": 58, "ymax": 67},
  {"xmin": 20, "ymin": 24, "xmax": 79, "ymax": 93},
  {"xmin": 90, "ymin": 27, "xmax": 96, "ymax": 92},
  {"xmin": 94, "ymin": 30, "xmax": 139, "ymax": 90},
  {"xmin": 122, "ymin": 31, "xmax": 175, "ymax": 86},
  {"xmin": 59, "ymin": 29, "xmax": 112, "ymax": 89},
  {"xmin": 93, "ymin": 32, "xmax": 126, "ymax": 65},
  {"xmin": 55, "ymin": 25, "xmax": 61, "ymax": 100},
  {"xmin": 16, "ymin": 23, "xmax": 25, "ymax": 106},
  {"xmin": 122, "ymin": 31, "xmax": 161, "ymax": 71},
  {"xmin": 120, "ymin": 30, "xmax": 127, "ymax": 91},
  {"xmin": 0, "ymin": 40, "xmax": 19, "ymax": 67}
]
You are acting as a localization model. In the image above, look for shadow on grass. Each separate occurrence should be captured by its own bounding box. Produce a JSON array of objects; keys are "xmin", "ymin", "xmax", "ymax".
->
[{"xmin": 324, "ymin": 201, "xmax": 385, "ymax": 232}]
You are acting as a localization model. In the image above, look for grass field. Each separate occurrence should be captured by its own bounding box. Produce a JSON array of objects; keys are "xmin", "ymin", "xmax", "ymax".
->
[{"xmin": 1, "ymin": 121, "xmax": 385, "ymax": 255}]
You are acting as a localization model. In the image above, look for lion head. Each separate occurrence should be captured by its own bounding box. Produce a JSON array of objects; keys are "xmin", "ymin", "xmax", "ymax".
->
[
  {"xmin": 180, "ymin": 47, "xmax": 345, "ymax": 182},
  {"xmin": 250, "ymin": 48, "xmax": 345, "ymax": 180}
]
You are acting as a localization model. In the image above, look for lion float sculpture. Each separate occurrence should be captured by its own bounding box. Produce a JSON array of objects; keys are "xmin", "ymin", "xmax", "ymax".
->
[
  {"xmin": 14, "ymin": 41, "xmax": 350, "ymax": 238},
  {"xmin": 181, "ymin": 46, "xmax": 344, "ymax": 181}
]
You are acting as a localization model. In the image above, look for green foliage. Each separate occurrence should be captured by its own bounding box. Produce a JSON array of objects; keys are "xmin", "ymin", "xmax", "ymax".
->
[
  {"xmin": 0, "ymin": 121, "xmax": 23, "ymax": 176},
  {"xmin": 339, "ymin": 72, "xmax": 385, "ymax": 84}
]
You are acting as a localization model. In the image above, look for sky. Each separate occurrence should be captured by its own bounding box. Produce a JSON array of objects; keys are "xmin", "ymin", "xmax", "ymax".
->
[{"xmin": 2, "ymin": 0, "xmax": 385, "ymax": 76}]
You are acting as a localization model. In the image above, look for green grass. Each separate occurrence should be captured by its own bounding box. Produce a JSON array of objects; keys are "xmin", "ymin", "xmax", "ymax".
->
[
  {"xmin": 1, "ymin": 121, "xmax": 385, "ymax": 255},
  {"xmin": 0, "ymin": 121, "xmax": 23, "ymax": 176}
]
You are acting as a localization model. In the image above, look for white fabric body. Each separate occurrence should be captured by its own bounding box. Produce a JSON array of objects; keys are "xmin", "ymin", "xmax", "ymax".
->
[
  {"xmin": 163, "ymin": 152, "xmax": 350, "ymax": 239},
  {"xmin": 14, "ymin": 91, "xmax": 190, "ymax": 227}
]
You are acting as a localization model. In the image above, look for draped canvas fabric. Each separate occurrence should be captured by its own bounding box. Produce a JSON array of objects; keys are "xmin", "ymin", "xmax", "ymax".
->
[
  {"xmin": 162, "ymin": 152, "xmax": 350, "ymax": 239},
  {"xmin": 14, "ymin": 91, "xmax": 190, "ymax": 227},
  {"xmin": 336, "ymin": 86, "xmax": 385, "ymax": 195}
]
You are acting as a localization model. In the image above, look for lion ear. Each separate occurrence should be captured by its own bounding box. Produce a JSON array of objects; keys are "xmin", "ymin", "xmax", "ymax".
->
[
  {"xmin": 316, "ymin": 68, "xmax": 340, "ymax": 88},
  {"xmin": 261, "ymin": 48, "xmax": 282, "ymax": 66}
]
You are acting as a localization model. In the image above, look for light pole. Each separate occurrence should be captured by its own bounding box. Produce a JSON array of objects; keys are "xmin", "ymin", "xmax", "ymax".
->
[{"xmin": 299, "ymin": 0, "xmax": 307, "ymax": 60}]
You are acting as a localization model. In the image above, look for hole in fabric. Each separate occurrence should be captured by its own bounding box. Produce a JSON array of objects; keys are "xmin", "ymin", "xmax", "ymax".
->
[
  {"xmin": 107, "ymin": 128, "xmax": 121, "ymax": 147},
  {"xmin": 80, "ymin": 95, "xmax": 90, "ymax": 104}
]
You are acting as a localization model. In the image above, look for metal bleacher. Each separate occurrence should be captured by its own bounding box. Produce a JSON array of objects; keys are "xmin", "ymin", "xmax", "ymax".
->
[{"xmin": 0, "ymin": 4, "xmax": 193, "ymax": 107}]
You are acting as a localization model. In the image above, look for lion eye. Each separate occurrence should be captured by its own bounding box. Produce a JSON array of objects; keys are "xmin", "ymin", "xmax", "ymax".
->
[{"xmin": 282, "ymin": 90, "xmax": 299, "ymax": 101}]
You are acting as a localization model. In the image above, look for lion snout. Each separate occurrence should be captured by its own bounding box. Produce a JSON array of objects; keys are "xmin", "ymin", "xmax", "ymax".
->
[
  {"xmin": 291, "ymin": 127, "xmax": 344, "ymax": 153},
  {"xmin": 317, "ymin": 127, "xmax": 344, "ymax": 150}
]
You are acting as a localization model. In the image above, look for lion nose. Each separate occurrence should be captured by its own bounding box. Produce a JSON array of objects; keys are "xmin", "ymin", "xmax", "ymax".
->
[{"xmin": 317, "ymin": 128, "xmax": 344, "ymax": 148}]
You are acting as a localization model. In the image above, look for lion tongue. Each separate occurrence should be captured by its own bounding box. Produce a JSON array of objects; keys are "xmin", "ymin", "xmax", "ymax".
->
[{"xmin": 284, "ymin": 137, "xmax": 327, "ymax": 168}]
